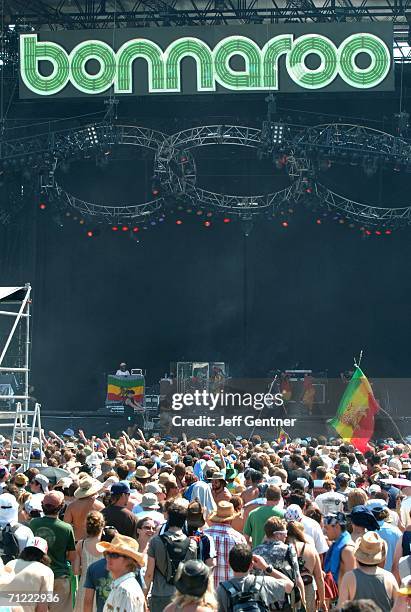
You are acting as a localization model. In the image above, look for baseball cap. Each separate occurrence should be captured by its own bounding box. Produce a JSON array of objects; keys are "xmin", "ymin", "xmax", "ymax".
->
[
  {"xmin": 284, "ymin": 504, "xmax": 304, "ymax": 522},
  {"xmin": 42, "ymin": 491, "xmax": 64, "ymax": 508},
  {"xmin": 34, "ymin": 474, "xmax": 49, "ymax": 493},
  {"xmin": 111, "ymin": 481, "xmax": 131, "ymax": 495},
  {"xmin": 368, "ymin": 484, "xmax": 382, "ymax": 494},
  {"xmin": 24, "ymin": 496, "xmax": 43, "ymax": 515},
  {"xmin": 24, "ymin": 536, "xmax": 48, "ymax": 555}
]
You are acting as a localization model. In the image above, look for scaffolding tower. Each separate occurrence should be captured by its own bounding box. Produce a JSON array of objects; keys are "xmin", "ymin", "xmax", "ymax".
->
[{"xmin": 0, "ymin": 285, "xmax": 43, "ymax": 468}]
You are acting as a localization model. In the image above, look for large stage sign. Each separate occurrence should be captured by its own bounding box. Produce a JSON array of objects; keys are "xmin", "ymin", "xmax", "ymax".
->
[{"xmin": 19, "ymin": 23, "xmax": 393, "ymax": 98}]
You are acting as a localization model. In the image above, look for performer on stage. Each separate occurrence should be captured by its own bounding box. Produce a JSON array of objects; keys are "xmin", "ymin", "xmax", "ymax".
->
[
  {"xmin": 116, "ymin": 362, "xmax": 130, "ymax": 376},
  {"xmin": 123, "ymin": 389, "xmax": 145, "ymax": 435}
]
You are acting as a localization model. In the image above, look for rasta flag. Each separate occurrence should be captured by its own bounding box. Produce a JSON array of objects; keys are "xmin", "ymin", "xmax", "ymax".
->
[
  {"xmin": 329, "ymin": 367, "xmax": 379, "ymax": 453},
  {"xmin": 106, "ymin": 375, "xmax": 145, "ymax": 404}
]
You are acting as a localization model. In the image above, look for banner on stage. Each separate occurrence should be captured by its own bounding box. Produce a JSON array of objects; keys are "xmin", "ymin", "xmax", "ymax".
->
[
  {"xmin": 106, "ymin": 374, "xmax": 145, "ymax": 405},
  {"xmin": 19, "ymin": 23, "xmax": 394, "ymax": 98}
]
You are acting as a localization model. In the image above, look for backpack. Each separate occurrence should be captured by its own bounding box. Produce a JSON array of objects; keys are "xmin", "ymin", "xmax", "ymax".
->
[
  {"xmin": 189, "ymin": 531, "xmax": 211, "ymax": 562},
  {"xmin": 159, "ymin": 533, "xmax": 191, "ymax": 585},
  {"xmin": 0, "ymin": 524, "xmax": 20, "ymax": 563},
  {"xmin": 222, "ymin": 575, "xmax": 269, "ymax": 612},
  {"xmin": 275, "ymin": 545, "xmax": 302, "ymax": 611}
]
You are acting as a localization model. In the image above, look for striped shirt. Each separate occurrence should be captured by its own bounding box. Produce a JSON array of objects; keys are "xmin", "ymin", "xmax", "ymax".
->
[{"xmin": 204, "ymin": 524, "xmax": 247, "ymax": 588}]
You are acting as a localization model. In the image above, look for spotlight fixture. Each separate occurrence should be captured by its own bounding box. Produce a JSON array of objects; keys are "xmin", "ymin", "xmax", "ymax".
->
[
  {"xmin": 223, "ymin": 218, "xmax": 231, "ymax": 223},
  {"xmin": 151, "ymin": 176, "xmax": 161, "ymax": 197},
  {"xmin": 176, "ymin": 220, "xmax": 183, "ymax": 225},
  {"xmin": 204, "ymin": 221, "xmax": 212, "ymax": 227},
  {"xmin": 86, "ymin": 126, "xmax": 99, "ymax": 146},
  {"xmin": 39, "ymin": 202, "xmax": 47, "ymax": 210},
  {"xmin": 86, "ymin": 230, "xmax": 94, "ymax": 238}
]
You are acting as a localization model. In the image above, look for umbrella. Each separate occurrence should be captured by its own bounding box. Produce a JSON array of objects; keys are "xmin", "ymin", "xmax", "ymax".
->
[
  {"xmin": 380, "ymin": 478, "xmax": 411, "ymax": 488},
  {"xmin": 37, "ymin": 466, "xmax": 72, "ymax": 485}
]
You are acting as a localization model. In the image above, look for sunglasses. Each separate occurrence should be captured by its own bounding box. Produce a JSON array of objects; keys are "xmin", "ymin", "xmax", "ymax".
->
[
  {"xmin": 104, "ymin": 552, "xmax": 127, "ymax": 560},
  {"xmin": 142, "ymin": 525, "xmax": 156, "ymax": 531}
]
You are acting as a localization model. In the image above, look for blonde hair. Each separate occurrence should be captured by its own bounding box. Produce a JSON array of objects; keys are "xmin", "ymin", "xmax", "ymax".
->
[{"xmin": 172, "ymin": 578, "xmax": 217, "ymax": 610}]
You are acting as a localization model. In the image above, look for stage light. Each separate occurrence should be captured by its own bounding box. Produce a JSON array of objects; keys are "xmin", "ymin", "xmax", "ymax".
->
[
  {"xmin": 65, "ymin": 211, "xmax": 71, "ymax": 217},
  {"xmin": 186, "ymin": 208, "xmax": 192, "ymax": 213},
  {"xmin": 316, "ymin": 219, "xmax": 322, "ymax": 225},
  {"xmin": 132, "ymin": 227, "xmax": 139, "ymax": 233},
  {"xmin": 281, "ymin": 221, "xmax": 288, "ymax": 228},
  {"xmin": 206, "ymin": 212, "xmax": 213, "ymax": 217},
  {"xmin": 375, "ymin": 230, "xmax": 382, "ymax": 235},
  {"xmin": 204, "ymin": 221, "xmax": 212, "ymax": 227},
  {"xmin": 122, "ymin": 225, "xmax": 129, "ymax": 232},
  {"xmin": 39, "ymin": 202, "xmax": 46, "ymax": 210},
  {"xmin": 112, "ymin": 226, "xmax": 118, "ymax": 231},
  {"xmin": 86, "ymin": 230, "xmax": 94, "ymax": 238},
  {"xmin": 196, "ymin": 210, "xmax": 203, "ymax": 216},
  {"xmin": 223, "ymin": 218, "xmax": 231, "ymax": 223},
  {"xmin": 176, "ymin": 220, "xmax": 183, "ymax": 225},
  {"xmin": 79, "ymin": 219, "xmax": 85, "ymax": 225},
  {"xmin": 385, "ymin": 230, "xmax": 392, "ymax": 235},
  {"xmin": 365, "ymin": 230, "xmax": 372, "ymax": 236},
  {"xmin": 151, "ymin": 176, "xmax": 161, "ymax": 197}
]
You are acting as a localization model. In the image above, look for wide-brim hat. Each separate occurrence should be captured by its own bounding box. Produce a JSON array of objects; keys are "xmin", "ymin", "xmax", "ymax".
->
[
  {"xmin": 354, "ymin": 531, "xmax": 387, "ymax": 565},
  {"xmin": 97, "ymin": 534, "xmax": 145, "ymax": 566},
  {"xmin": 175, "ymin": 560, "xmax": 210, "ymax": 597},
  {"xmin": 208, "ymin": 501, "xmax": 238, "ymax": 523},
  {"xmin": 74, "ymin": 476, "xmax": 102, "ymax": 499},
  {"xmin": 135, "ymin": 466, "xmax": 151, "ymax": 480},
  {"xmin": 211, "ymin": 471, "xmax": 226, "ymax": 482}
]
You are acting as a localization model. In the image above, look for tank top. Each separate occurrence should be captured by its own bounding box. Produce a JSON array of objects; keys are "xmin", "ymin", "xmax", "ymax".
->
[{"xmin": 353, "ymin": 568, "xmax": 393, "ymax": 612}]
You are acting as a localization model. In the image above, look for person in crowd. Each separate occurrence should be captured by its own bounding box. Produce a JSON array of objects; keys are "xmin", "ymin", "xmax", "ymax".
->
[
  {"xmin": 83, "ymin": 526, "xmax": 118, "ymax": 612},
  {"xmin": 285, "ymin": 511, "xmax": 326, "ymax": 612},
  {"xmin": 30, "ymin": 475, "xmax": 50, "ymax": 501},
  {"xmin": 338, "ymin": 532, "xmax": 399, "ymax": 612},
  {"xmin": 323, "ymin": 511, "xmax": 356, "ymax": 592},
  {"xmin": 216, "ymin": 543, "xmax": 294, "ymax": 611},
  {"xmin": 145, "ymin": 502, "xmax": 198, "ymax": 611},
  {"xmin": 64, "ymin": 475, "xmax": 104, "ymax": 542},
  {"xmin": 210, "ymin": 472, "xmax": 231, "ymax": 504},
  {"xmin": 134, "ymin": 492, "xmax": 165, "ymax": 526},
  {"xmin": 204, "ymin": 501, "xmax": 247, "ymax": 589},
  {"xmin": 186, "ymin": 501, "xmax": 216, "ymax": 568},
  {"xmin": 101, "ymin": 481, "xmax": 139, "ymax": 538},
  {"xmin": 164, "ymin": 560, "xmax": 217, "ymax": 612},
  {"xmin": 2, "ymin": 537, "xmax": 54, "ymax": 612},
  {"xmin": 73, "ymin": 510, "xmax": 105, "ymax": 611},
  {"xmin": 30, "ymin": 491, "xmax": 76, "ymax": 611},
  {"xmin": 0, "ymin": 492, "xmax": 34, "ymax": 555},
  {"xmin": 97, "ymin": 533, "xmax": 146, "ymax": 611},
  {"xmin": 115, "ymin": 363, "xmax": 130, "ymax": 377},
  {"xmin": 244, "ymin": 485, "xmax": 285, "ymax": 547}
]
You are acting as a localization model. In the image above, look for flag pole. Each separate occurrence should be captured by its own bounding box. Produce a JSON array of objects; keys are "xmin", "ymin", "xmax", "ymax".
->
[{"xmin": 354, "ymin": 350, "xmax": 363, "ymax": 369}]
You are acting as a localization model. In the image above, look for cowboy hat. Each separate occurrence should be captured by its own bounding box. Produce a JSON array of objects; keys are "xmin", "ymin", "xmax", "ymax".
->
[
  {"xmin": 208, "ymin": 501, "xmax": 238, "ymax": 524},
  {"xmin": 211, "ymin": 471, "xmax": 226, "ymax": 482},
  {"xmin": 354, "ymin": 531, "xmax": 387, "ymax": 565},
  {"xmin": 97, "ymin": 534, "xmax": 145, "ymax": 566},
  {"xmin": 74, "ymin": 475, "xmax": 102, "ymax": 499}
]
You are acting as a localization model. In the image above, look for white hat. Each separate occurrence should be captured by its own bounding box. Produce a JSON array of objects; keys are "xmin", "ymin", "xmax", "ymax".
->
[
  {"xmin": 24, "ymin": 496, "xmax": 43, "ymax": 514},
  {"xmin": 25, "ymin": 536, "xmax": 48, "ymax": 555},
  {"xmin": 0, "ymin": 493, "xmax": 18, "ymax": 525},
  {"xmin": 284, "ymin": 504, "xmax": 304, "ymax": 522},
  {"xmin": 368, "ymin": 484, "xmax": 382, "ymax": 494},
  {"xmin": 141, "ymin": 493, "xmax": 160, "ymax": 510}
]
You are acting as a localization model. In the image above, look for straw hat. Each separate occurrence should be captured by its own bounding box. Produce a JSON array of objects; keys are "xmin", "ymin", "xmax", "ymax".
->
[
  {"xmin": 74, "ymin": 475, "xmax": 102, "ymax": 499},
  {"xmin": 97, "ymin": 534, "xmax": 145, "ymax": 566},
  {"xmin": 208, "ymin": 501, "xmax": 238, "ymax": 524},
  {"xmin": 135, "ymin": 466, "xmax": 151, "ymax": 480},
  {"xmin": 354, "ymin": 531, "xmax": 387, "ymax": 565}
]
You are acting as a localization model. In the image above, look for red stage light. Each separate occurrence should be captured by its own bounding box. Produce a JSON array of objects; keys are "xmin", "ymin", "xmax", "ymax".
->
[
  {"xmin": 121, "ymin": 226, "xmax": 128, "ymax": 232},
  {"xmin": 223, "ymin": 218, "xmax": 231, "ymax": 223},
  {"xmin": 281, "ymin": 221, "xmax": 289, "ymax": 228},
  {"xmin": 133, "ymin": 227, "xmax": 139, "ymax": 233},
  {"xmin": 316, "ymin": 219, "xmax": 322, "ymax": 225},
  {"xmin": 176, "ymin": 220, "xmax": 183, "ymax": 225},
  {"xmin": 375, "ymin": 230, "xmax": 382, "ymax": 236},
  {"xmin": 39, "ymin": 203, "xmax": 46, "ymax": 210},
  {"xmin": 152, "ymin": 188, "xmax": 159, "ymax": 196},
  {"xmin": 385, "ymin": 230, "xmax": 392, "ymax": 235},
  {"xmin": 305, "ymin": 188, "xmax": 312, "ymax": 194},
  {"xmin": 365, "ymin": 230, "xmax": 372, "ymax": 236},
  {"xmin": 204, "ymin": 221, "xmax": 211, "ymax": 227},
  {"xmin": 111, "ymin": 226, "xmax": 118, "ymax": 231},
  {"xmin": 86, "ymin": 230, "xmax": 93, "ymax": 238}
]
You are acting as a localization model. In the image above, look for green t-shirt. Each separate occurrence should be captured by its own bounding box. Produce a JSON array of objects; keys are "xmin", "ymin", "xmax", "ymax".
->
[
  {"xmin": 244, "ymin": 505, "xmax": 285, "ymax": 547},
  {"xmin": 29, "ymin": 516, "xmax": 75, "ymax": 578}
]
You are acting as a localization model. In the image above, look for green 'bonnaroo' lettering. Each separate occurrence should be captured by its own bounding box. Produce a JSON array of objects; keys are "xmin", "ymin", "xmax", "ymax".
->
[{"xmin": 19, "ymin": 32, "xmax": 391, "ymax": 96}]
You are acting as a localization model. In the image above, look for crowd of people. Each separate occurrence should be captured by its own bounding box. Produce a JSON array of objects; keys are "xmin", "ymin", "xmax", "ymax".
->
[{"xmin": 0, "ymin": 428, "xmax": 410, "ymax": 611}]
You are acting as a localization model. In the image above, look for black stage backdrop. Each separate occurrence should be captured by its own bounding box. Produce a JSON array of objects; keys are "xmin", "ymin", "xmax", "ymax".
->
[{"xmin": 0, "ymin": 92, "xmax": 411, "ymax": 416}]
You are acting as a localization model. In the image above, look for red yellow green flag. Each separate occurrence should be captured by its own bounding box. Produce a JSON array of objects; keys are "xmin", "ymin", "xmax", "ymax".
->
[
  {"xmin": 330, "ymin": 367, "xmax": 379, "ymax": 453},
  {"xmin": 106, "ymin": 375, "xmax": 145, "ymax": 404}
]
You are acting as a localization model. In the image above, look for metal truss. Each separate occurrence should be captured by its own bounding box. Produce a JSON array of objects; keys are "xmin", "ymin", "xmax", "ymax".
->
[
  {"xmin": 155, "ymin": 125, "xmax": 302, "ymax": 214},
  {"xmin": 1, "ymin": 119, "xmax": 411, "ymax": 226},
  {"xmin": 315, "ymin": 181, "xmax": 411, "ymax": 226},
  {"xmin": 292, "ymin": 124, "xmax": 411, "ymax": 166},
  {"xmin": 3, "ymin": 0, "xmax": 411, "ymax": 33}
]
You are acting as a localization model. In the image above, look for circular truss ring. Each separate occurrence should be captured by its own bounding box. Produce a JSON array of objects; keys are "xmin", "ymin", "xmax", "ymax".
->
[
  {"xmin": 155, "ymin": 125, "xmax": 305, "ymax": 215},
  {"xmin": 47, "ymin": 124, "xmax": 168, "ymax": 222}
]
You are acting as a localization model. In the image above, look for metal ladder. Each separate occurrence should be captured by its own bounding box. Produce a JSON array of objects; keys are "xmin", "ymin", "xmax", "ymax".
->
[{"xmin": 0, "ymin": 402, "xmax": 44, "ymax": 470}]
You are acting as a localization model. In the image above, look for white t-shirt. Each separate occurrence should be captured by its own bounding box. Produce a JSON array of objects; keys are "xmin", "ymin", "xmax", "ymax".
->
[
  {"xmin": 115, "ymin": 370, "xmax": 130, "ymax": 377},
  {"xmin": 3, "ymin": 559, "xmax": 54, "ymax": 612},
  {"xmin": 301, "ymin": 515, "xmax": 329, "ymax": 554},
  {"xmin": 315, "ymin": 491, "xmax": 346, "ymax": 516}
]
